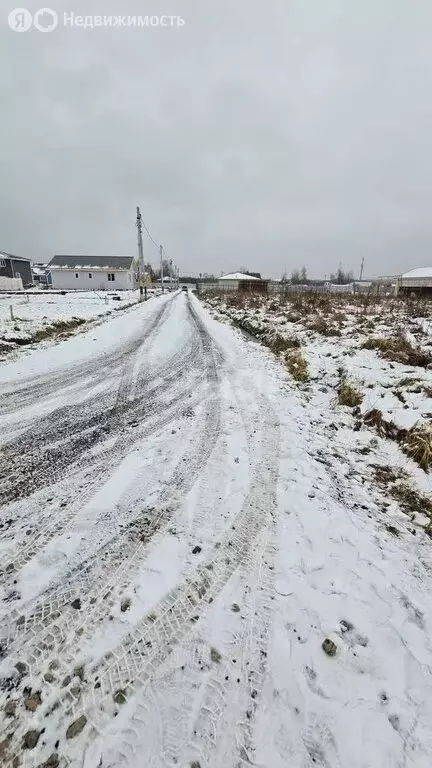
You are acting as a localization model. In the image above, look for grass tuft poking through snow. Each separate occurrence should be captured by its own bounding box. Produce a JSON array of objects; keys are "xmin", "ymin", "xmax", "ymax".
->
[
  {"xmin": 372, "ymin": 463, "xmax": 432, "ymax": 533},
  {"xmin": 285, "ymin": 348, "xmax": 308, "ymax": 382},
  {"xmin": 363, "ymin": 408, "xmax": 399, "ymax": 439},
  {"xmin": 362, "ymin": 334, "xmax": 432, "ymax": 367},
  {"xmin": 338, "ymin": 378, "xmax": 363, "ymax": 407},
  {"xmin": 402, "ymin": 422, "xmax": 432, "ymax": 473},
  {"xmin": 267, "ymin": 333, "xmax": 300, "ymax": 354}
]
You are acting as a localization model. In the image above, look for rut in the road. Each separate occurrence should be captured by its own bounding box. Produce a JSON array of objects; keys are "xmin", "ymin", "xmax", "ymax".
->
[
  {"xmin": 0, "ymin": 296, "xmax": 222, "ymax": 665},
  {"xmin": 76, "ymin": 389, "xmax": 280, "ymax": 768},
  {"xmin": 0, "ymin": 295, "xmax": 280, "ymax": 768},
  {"xmin": 0, "ymin": 297, "xmax": 208, "ymax": 581},
  {"xmin": 0, "ymin": 295, "xmax": 172, "ymax": 418},
  {"xmin": 0, "ymin": 297, "xmax": 179, "ymax": 505}
]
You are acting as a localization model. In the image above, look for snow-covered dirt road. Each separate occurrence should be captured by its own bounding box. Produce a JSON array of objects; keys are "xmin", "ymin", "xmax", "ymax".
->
[{"xmin": 1, "ymin": 292, "xmax": 432, "ymax": 768}]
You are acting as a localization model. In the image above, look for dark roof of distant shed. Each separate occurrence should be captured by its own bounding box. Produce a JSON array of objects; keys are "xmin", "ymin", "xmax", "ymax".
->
[
  {"xmin": 48, "ymin": 255, "xmax": 134, "ymax": 270},
  {"xmin": 0, "ymin": 250, "xmax": 31, "ymax": 263}
]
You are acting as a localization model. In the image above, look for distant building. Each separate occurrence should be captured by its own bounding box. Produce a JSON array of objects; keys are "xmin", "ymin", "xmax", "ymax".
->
[
  {"xmin": 217, "ymin": 272, "xmax": 268, "ymax": 293},
  {"xmin": 393, "ymin": 268, "xmax": 432, "ymax": 297},
  {"xmin": 0, "ymin": 250, "xmax": 32, "ymax": 288},
  {"xmin": 48, "ymin": 255, "xmax": 137, "ymax": 290},
  {"xmin": 32, "ymin": 263, "xmax": 51, "ymax": 287}
]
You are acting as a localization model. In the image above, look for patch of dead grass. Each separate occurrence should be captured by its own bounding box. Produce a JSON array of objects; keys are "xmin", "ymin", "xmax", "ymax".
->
[
  {"xmin": 362, "ymin": 334, "xmax": 432, "ymax": 367},
  {"xmin": 285, "ymin": 348, "xmax": 308, "ymax": 382},
  {"xmin": 267, "ymin": 333, "xmax": 300, "ymax": 355},
  {"xmin": 338, "ymin": 379, "xmax": 363, "ymax": 407},
  {"xmin": 402, "ymin": 422, "xmax": 432, "ymax": 472},
  {"xmin": 371, "ymin": 463, "xmax": 432, "ymax": 534}
]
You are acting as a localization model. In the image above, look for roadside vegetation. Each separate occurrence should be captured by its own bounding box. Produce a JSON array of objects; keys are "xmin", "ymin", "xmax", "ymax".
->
[
  {"xmin": 362, "ymin": 334, "xmax": 432, "ymax": 368},
  {"xmin": 372, "ymin": 464, "xmax": 432, "ymax": 535},
  {"xmin": 203, "ymin": 288, "xmax": 432, "ymax": 530},
  {"xmin": 1, "ymin": 317, "xmax": 86, "ymax": 349}
]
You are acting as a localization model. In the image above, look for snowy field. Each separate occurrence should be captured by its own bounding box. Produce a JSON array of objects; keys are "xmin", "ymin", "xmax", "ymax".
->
[
  {"xmin": 0, "ymin": 291, "xmax": 432, "ymax": 767},
  {"xmin": 0, "ymin": 291, "xmax": 141, "ymax": 354},
  {"xmin": 205, "ymin": 290, "xmax": 432, "ymax": 469}
]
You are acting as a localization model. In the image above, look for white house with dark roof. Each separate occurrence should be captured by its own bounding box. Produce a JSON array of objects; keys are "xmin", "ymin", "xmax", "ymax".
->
[{"xmin": 48, "ymin": 255, "xmax": 137, "ymax": 290}]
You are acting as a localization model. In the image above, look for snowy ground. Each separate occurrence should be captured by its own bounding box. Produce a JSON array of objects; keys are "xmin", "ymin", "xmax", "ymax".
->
[
  {"xmin": 0, "ymin": 291, "xmax": 142, "ymax": 354},
  {"xmin": 0, "ymin": 291, "xmax": 432, "ymax": 767}
]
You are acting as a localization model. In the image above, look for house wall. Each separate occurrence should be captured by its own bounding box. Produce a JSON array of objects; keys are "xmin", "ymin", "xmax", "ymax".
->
[
  {"xmin": 396, "ymin": 278, "xmax": 432, "ymax": 297},
  {"xmin": 0, "ymin": 258, "xmax": 32, "ymax": 287},
  {"xmin": 217, "ymin": 280, "xmax": 239, "ymax": 290},
  {"xmin": 50, "ymin": 269, "xmax": 134, "ymax": 290},
  {"xmin": 216, "ymin": 279, "xmax": 267, "ymax": 293}
]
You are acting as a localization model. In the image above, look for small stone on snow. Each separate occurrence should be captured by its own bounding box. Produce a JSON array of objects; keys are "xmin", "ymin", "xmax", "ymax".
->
[
  {"xmin": 24, "ymin": 692, "xmax": 41, "ymax": 711},
  {"xmin": 322, "ymin": 638, "xmax": 337, "ymax": 656},
  {"xmin": 66, "ymin": 714, "xmax": 87, "ymax": 739},
  {"xmin": 23, "ymin": 729, "xmax": 41, "ymax": 749}
]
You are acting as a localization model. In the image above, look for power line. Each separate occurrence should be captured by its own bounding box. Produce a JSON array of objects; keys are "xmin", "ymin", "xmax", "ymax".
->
[
  {"xmin": 141, "ymin": 217, "xmax": 160, "ymax": 251},
  {"xmin": 135, "ymin": 207, "xmax": 177, "ymax": 278}
]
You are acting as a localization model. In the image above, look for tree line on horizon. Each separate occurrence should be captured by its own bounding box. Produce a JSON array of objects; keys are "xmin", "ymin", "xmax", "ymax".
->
[{"xmin": 283, "ymin": 265, "xmax": 354, "ymax": 285}]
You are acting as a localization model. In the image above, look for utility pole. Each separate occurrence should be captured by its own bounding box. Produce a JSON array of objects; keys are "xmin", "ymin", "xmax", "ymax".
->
[
  {"xmin": 160, "ymin": 244, "xmax": 164, "ymax": 293},
  {"xmin": 136, "ymin": 206, "xmax": 145, "ymax": 302},
  {"xmin": 359, "ymin": 257, "xmax": 365, "ymax": 282}
]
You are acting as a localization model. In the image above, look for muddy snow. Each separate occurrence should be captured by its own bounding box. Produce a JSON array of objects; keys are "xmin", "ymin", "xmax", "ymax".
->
[{"xmin": 0, "ymin": 290, "xmax": 432, "ymax": 768}]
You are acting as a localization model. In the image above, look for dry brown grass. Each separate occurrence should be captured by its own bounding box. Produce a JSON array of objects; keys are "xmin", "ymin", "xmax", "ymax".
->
[
  {"xmin": 32, "ymin": 317, "xmax": 86, "ymax": 342},
  {"xmin": 266, "ymin": 333, "xmax": 300, "ymax": 355},
  {"xmin": 398, "ymin": 376, "xmax": 419, "ymax": 387},
  {"xmin": 285, "ymin": 348, "xmax": 308, "ymax": 382},
  {"xmin": 306, "ymin": 314, "xmax": 342, "ymax": 336},
  {"xmin": 402, "ymin": 423, "xmax": 432, "ymax": 472},
  {"xmin": 338, "ymin": 380, "xmax": 363, "ymax": 407},
  {"xmin": 362, "ymin": 334, "xmax": 432, "ymax": 367},
  {"xmin": 372, "ymin": 463, "xmax": 432, "ymax": 533},
  {"xmin": 364, "ymin": 411, "xmax": 432, "ymax": 473},
  {"xmin": 363, "ymin": 408, "xmax": 400, "ymax": 440}
]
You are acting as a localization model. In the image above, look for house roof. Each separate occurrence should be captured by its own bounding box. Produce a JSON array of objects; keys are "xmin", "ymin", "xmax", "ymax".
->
[
  {"xmin": 218, "ymin": 272, "xmax": 260, "ymax": 281},
  {"xmin": 48, "ymin": 255, "xmax": 134, "ymax": 270},
  {"xmin": 401, "ymin": 267, "xmax": 432, "ymax": 279},
  {"xmin": 0, "ymin": 250, "xmax": 31, "ymax": 263}
]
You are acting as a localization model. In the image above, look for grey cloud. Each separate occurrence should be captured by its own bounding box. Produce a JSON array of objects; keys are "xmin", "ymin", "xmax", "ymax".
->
[{"xmin": 1, "ymin": 0, "xmax": 432, "ymax": 277}]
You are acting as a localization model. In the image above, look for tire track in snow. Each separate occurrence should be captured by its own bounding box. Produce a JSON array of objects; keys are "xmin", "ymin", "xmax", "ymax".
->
[
  {"xmin": 1, "ymin": 385, "xmax": 220, "ymax": 669},
  {"xmin": 0, "ymin": 297, "xmax": 174, "ymax": 506},
  {"xmin": 0, "ymin": 297, "xmax": 205, "ymax": 584},
  {"xmin": 0, "ymin": 372, "xmax": 203, "ymax": 585},
  {"xmin": 0, "ymin": 295, "xmax": 174, "ymax": 416},
  {"xmin": 59, "ymin": 304, "xmax": 280, "ymax": 768},
  {"xmin": 0, "ymin": 298, "xmax": 221, "ymax": 687},
  {"xmin": 64, "ymin": 397, "xmax": 279, "ymax": 766},
  {"xmin": 184, "ymin": 377, "xmax": 279, "ymax": 768}
]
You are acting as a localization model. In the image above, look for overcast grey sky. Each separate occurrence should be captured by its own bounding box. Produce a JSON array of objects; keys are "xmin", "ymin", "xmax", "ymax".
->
[{"xmin": 1, "ymin": 0, "xmax": 432, "ymax": 278}]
